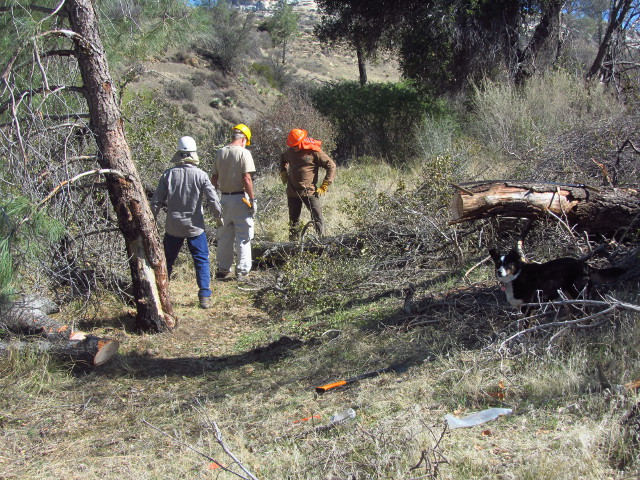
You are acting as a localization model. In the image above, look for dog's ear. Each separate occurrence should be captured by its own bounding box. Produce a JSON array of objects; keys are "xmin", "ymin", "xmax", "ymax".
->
[
  {"xmin": 488, "ymin": 248, "xmax": 499, "ymax": 261},
  {"xmin": 507, "ymin": 248, "xmax": 520, "ymax": 258}
]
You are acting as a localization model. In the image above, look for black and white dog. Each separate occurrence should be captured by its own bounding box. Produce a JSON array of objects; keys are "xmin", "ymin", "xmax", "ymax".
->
[{"xmin": 488, "ymin": 248, "xmax": 623, "ymax": 314}]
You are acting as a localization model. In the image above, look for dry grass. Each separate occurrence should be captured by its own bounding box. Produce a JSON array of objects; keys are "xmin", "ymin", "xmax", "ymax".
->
[
  {"xmin": 2, "ymin": 166, "xmax": 640, "ymax": 480},
  {"xmin": 2, "ymin": 270, "xmax": 639, "ymax": 479}
]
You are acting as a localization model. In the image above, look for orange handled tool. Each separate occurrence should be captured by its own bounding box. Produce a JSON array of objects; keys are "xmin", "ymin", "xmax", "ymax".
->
[
  {"xmin": 314, "ymin": 365, "xmax": 407, "ymax": 394},
  {"xmin": 242, "ymin": 197, "xmax": 252, "ymax": 209}
]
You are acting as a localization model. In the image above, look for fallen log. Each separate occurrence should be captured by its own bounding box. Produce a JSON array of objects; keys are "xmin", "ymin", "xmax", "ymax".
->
[
  {"xmin": 0, "ymin": 295, "xmax": 119, "ymax": 366},
  {"xmin": 450, "ymin": 181, "xmax": 640, "ymax": 236},
  {"xmin": 252, "ymin": 233, "xmax": 367, "ymax": 267},
  {"xmin": 0, "ymin": 335, "xmax": 120, "ymax": 367}
]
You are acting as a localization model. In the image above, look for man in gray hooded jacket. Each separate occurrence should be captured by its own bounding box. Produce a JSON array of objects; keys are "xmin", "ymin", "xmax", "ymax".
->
[{"xmin": 151, "ymin": 136, "xmax": 221, "ymax": 309}]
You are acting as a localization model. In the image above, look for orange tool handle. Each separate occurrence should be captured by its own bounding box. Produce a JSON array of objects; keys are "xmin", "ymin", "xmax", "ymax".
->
[
  {"xmin": 242, "ymin": 197, "xmax": 252, "ymax": 208},
  {"xmin": 315, "ymin": 380, "xmax": 347, "ymax": 393}
]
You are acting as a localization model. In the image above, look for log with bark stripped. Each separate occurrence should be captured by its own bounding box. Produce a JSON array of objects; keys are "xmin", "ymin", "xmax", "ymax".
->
[
  {"xmin": 0, "ymin": 295, "xmax": 119, "ymax": 366},
  {"xmin": 449, "ymin": 181, "xmax": 640, "ymax": 236}
]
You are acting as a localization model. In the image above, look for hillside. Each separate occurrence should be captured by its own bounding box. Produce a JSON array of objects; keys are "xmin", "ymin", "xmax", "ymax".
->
[{"xmin": 129, "ymin": 2, "xmax": 399, "ymax": 135}]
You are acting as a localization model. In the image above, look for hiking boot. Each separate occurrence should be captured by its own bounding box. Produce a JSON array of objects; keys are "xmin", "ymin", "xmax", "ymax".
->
[
  {"xmin": 199, "ymin": 296, "xmax": 212, "ymax": 309},
  {"xmin": 236, "ymin": 272, "xmax": 250, "ymax": 283},
  {"xmin": 215, "ymin": 270, "xmax": 230, "ymax": 280}
]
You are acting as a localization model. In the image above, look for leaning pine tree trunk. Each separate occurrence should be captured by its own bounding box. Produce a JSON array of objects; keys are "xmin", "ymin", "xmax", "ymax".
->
[{"xmin": 65, "ymin": 0, "xmax": 175, "ymax": 331}]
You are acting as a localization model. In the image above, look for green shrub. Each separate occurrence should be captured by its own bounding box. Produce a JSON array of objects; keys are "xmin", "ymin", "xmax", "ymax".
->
[
  {"xmin": 312, "ymin": 81, "xmax": 446, "ymax": 164},
  {"xmin": 467, "ymin": 71, "xmax": 627, "ymax": 180},
  {"xmin": 122, "ymin": 91, "xmax": 189, "ymax": 189},
  {"xmin": 250, "ymin": 59, "xmax": 294, "ymax": 90},
  {"xmin": 0, "ymin": 195, "xmax": 64, "ymax": 303},
  {"xmin": 196, "ymin": 1, "xmax": 260, "ymax": 72}
]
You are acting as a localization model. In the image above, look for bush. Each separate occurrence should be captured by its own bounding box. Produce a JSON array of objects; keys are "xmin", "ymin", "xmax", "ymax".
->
[
  {"xmin": 0, "ymin": 195, "xmax": 64, "ymax": 303},
  {"xmin": 251, "ymin": 90, "xmax": 336, "ymax": 171},
  {"xmin": 122, "ymin": 91, "xmax": 189, "ymax": 189},
  {"xmin": 182, "ymin": 103, "xmax": 198, "ymax": 114},
  {"xmin": 311, "ymin": 81, "xmax": 446, "ymax": 164},
  {"xmin": 467, "ymin": 71, "xmax": 632, "ymax": 181},
  {"xmin": 165, "ymin": 81, "xmax": 194, "ymax": 101},
  {"xmin": 195, "ymin": 1, "xmax": 260, "ymax": 72}
]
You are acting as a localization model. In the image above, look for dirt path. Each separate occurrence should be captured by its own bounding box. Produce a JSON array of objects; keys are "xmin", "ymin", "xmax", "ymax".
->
[{"xmin": 121, "ymin": 269, "xmax": 273, "ymax": 366}]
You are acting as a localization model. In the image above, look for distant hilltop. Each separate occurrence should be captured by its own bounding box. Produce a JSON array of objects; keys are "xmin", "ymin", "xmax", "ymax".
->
[{"xmin": 231, "ymin": 0, "xmax": 318, "ymax": 13}]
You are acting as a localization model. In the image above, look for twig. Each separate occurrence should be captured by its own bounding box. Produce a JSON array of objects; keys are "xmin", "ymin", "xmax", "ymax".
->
[
  {"xmin": 410, "ymin": 421, "xmax": 449, "ymax": 479},
  {"xmin": 15, "ymin": 168, "xmax": 127, "ymax": 232},
  {"xmin": 37, "ymin": 168, "xmax": 127, "ymax": 209},
  {"xmin": 450, "ymin": 183, "xmax": 475, "ymax": 195},
  {"xmin": 463, "ymin": 255, "xmax": 491, "ymax": 284},
  {"xmin": 545, "ymin": 209, "xmax": 578, "ymax": 243},
  {"xmin": 142, "ymin": 418, "xmax": 254, "ymax": 480},
  {"xmin": 194, "ymin": 399, "xmax": 260, "ymax": 480},
  {"xmin": 498, "ymin": 295, "xmax": 640, "ymax": 348}
]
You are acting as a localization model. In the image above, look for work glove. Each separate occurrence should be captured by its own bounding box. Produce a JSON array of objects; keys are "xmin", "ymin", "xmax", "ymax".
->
[
  {"xmin": 315, "ymin": 180, "xmax": 330, "ymax": 197},
  {"xmin": 243, "ymin": 197, "xmax": 257, "ymax": 217},
  {"xmin": 214, "ymin": 216, "xmax": 224, "ymax": 227},
  {"xmin": 280, "ymin": 171, "xmax": 288, "ymax": 185}
]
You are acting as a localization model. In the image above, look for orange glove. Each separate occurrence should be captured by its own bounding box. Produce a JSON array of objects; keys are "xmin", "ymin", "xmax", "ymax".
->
[{"xmin": 315, "ymin": 180, "xmax": 330, "ymax": 196}]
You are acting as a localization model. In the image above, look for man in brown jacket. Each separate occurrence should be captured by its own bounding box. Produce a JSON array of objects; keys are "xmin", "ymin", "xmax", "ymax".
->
[{"xmin": 279, "ymin": 128, "xmax": 336, "ymax": 240}]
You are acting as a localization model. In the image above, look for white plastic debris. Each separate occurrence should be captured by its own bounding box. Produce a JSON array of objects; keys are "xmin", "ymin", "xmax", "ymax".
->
[
  {"xmin": 445, "ymin": 408, "xmax": 513, "ymax": 429},
  {"xmin": 329, "ymin": 408, "xmax": 356, "ymax": 425}
]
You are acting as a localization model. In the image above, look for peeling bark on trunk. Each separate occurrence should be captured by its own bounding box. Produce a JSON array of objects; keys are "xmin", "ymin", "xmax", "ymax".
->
[
  {"xmin": 450, "ymin": 181, "xmax": 640, "ymax": 236},
  {"xmin": 64, "ymin": 0, "xmax": 175, "ymax": 332}
]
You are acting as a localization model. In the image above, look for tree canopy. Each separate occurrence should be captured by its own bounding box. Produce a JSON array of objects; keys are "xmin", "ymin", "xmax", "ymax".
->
[{"xmin": 315, "ymin": 0, "xmax": 640, "ymax": 93}]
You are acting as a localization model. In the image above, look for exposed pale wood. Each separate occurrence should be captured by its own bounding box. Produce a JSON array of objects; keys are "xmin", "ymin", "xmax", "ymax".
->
[
  {"xmin": 0, "ymin": 335, "xmax": 119, "ymax": 366},
  {"xmin": 65, "ymin": 0, "xmax": 175, "ymax": 331},
  {"xmin": 0, "ymin": 296, "xmax": 119, "ymax": 366},
  {"xmin": 449, "ymin": 181, "xmax": 640, "ymax": 236}
]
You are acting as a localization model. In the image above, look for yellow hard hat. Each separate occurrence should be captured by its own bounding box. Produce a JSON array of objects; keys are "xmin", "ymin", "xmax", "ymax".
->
[{"xmin": 233, "ymin": 124, "xmax": 251, "ymax": 145}]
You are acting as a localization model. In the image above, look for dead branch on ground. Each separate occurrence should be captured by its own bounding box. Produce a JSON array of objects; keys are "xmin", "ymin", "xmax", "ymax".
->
[
  {"xmin": 143, "ymin": 411, "xmax": 259, "ymax": 480},
  {"xmin": 409, "ymin": 421, "xmax": 449, "ymax": 479},
  {"xmin": 499, "ymin": 296, "xmax": 640, "ymax": 349}
]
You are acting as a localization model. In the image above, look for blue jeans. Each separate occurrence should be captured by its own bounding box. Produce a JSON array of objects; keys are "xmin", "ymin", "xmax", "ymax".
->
[{"xmin": 163, "ymin": 232, "xmax": 212, "ymax": 297}]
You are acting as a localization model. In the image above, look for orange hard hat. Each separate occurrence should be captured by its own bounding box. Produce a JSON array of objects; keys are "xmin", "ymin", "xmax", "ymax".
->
[{"xmin": 287, "ymin": 128, "xmax": 307, "ymax": 147}]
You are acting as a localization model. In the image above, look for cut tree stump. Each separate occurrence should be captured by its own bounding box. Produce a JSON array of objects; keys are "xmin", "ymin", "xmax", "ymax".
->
[
  {"xmin": 450, "ymin": 181, "xmax": 640, "ymax": 236},
  {"xmin": 0, "ymin": 295, "xmax": 119, "ymax": 366}
]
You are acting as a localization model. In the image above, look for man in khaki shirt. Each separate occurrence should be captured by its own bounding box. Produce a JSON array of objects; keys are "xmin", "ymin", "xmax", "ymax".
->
[
  {"xmin": 211, "ymin": 124, "xmax": 256, "ymax": 282},
  {"xmin": 280, "ymin": 128, "xmax": 336, "ymax": 240}
]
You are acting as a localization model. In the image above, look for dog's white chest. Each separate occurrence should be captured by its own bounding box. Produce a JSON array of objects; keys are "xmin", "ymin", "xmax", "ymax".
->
[{"xmin": 502, "ymin": 282, "xmax": 523, "ymax": 307}]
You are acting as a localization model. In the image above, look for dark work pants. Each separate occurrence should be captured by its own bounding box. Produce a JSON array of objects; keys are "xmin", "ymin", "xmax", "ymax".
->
[
  {"xmin": 288, "ymin": 195, "xmax": 324, "ymax": 239},
  {"xmin": 163, "ymin": 232, "xmax": 211, "ymax": 298}
]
